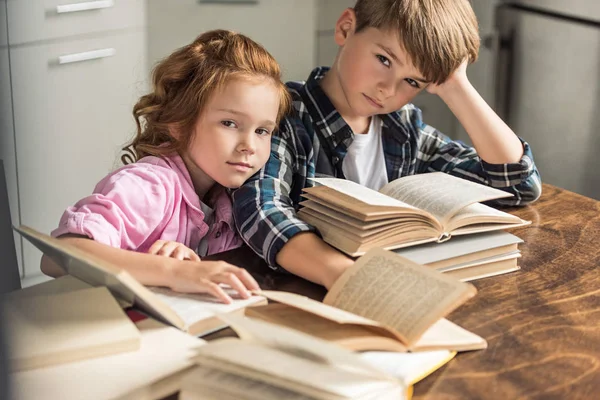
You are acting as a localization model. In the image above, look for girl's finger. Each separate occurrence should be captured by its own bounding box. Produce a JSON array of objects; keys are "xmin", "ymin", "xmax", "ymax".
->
[
  {"xmin": 231, "ymin": 267, "xmax": 260, "ymax": 291},
  {"xmin": 201, "ymin": 281, "xmax": 233, "ymax": 304},
  {"xmin": 157, "ymin": 241, "xmax": 180, "ymax": 257},
  {"xmin": 188, "ymin": 251, "xmax": 201, "ymax": 261},
  {"xmin": 148, "ymin": 240, "xmax": 166, "ymax": 255},
  {"xmin": 215, "ymin": 271, "xmax": 251, "ymax": 299},
  {"xmin": 172, "ymin": 246, "xmax": 187, "ymax": 260}
]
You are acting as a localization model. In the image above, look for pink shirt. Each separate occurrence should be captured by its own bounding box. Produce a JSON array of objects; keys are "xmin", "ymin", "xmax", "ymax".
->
[{"xmin": 52, "ymin": 153, "xmax": 242, "ymax": 255}]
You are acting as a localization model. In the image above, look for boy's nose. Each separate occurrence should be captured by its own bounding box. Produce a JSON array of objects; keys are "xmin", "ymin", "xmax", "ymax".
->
[{"xmin": 377, "ymin": 79, "xmax": 396, "ymax": 98}]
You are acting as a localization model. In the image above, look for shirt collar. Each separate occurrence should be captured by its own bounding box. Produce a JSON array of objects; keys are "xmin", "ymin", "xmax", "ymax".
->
[
  {"xmin": 298, "ymin": 67, "xmax": 354, "ymax": 157},
  {"xmin": 139, "ymin": 153, "xmax": 236, "ymax": 230}
]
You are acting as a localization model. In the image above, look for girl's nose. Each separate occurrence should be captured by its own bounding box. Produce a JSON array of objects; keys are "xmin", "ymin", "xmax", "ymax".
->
[{"xmin": 237, "ymin": 132, "xmax": 256, "ymax": 154}]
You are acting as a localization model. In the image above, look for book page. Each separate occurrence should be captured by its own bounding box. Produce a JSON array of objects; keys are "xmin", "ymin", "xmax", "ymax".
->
[
  {"xmin": 311, "ymin": 177, "xmax": 418, "ymax": 208},
  {"xmin": 410, "ymin": 318, "xmax": 487, "ymax": 351},
  {"xmin": 360, "ymin": 350, "xmax": 455, "ymax": 385},
  {"xmin": 149, "ymin": 287, "xmax": 266, "ymax": 328},
  {"xmin": 220, "ymin": 314, "xmax": 384, "ymax": 378},
  {"xmin": 379, "ymin": 173, "xmax": 513, "ymax": 226},
  {"xmin": 192, "ymin": 338, "xmax": 401, "ymax": 400},
  {"xmin": 446, "ymin": 202, "xmax": 524, "ymax": 231},
  {"xmin": 324, "ymin": 248, "xmax": 476, "ymax": 345},
  {"xmin": 181, "ymin": 364, "xmax": 316, "ymax": 400}
]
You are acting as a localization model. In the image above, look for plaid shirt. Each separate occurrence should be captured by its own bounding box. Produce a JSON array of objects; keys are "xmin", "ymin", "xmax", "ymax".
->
[{"xmin": 233, "ymin": 67, "xmax": 542, "ymax": 269}]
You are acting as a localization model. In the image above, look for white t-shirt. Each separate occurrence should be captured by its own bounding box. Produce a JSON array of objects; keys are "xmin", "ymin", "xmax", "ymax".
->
[{"xmin": 342, "ymin": 116, "xmax": 388, "ymax": 190}]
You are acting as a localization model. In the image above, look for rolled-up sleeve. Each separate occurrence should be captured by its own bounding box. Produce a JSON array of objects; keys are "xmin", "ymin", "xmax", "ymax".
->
[
  {"xmin": 414, "ymin": 112, "xmax": 542, "ymax": 206},
  {"xmin": 51, "ymin": 165, "xmax": 171, "ymax": 250}
]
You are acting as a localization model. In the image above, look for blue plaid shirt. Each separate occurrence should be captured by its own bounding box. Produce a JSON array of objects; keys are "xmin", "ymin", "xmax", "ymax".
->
[{"xmin": 233, "ymin": 67, "xmax": 542, "ymax": 270}]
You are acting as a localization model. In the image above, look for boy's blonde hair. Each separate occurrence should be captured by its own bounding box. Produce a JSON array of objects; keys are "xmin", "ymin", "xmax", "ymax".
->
[
  {"xmin": 123, "ymin": 29, "xmax": 291, "ymax": 164},
  {"xmin": 353, "ymin": 0, "xmax": 480, "ymax": 84}
]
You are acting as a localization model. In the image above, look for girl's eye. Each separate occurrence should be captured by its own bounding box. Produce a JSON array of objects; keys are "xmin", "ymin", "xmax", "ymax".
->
[
  {"xmin": 256, "ymin": 128, "xmax": 271, "ymax": 136},
  {"xmin": 405, "ymin": 78, "xmax": 420, "ymax": 89},
  {"xmin": 221, "ymin": 120, "xmax": 237, "ymax": 128},
  {"xmin": 376, "ymin": 54, "xmax": 391, "ymax": 67}
]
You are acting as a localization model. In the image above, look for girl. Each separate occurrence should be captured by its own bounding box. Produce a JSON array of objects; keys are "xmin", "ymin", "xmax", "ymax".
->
[{"xmin": 41, "ymin": 30, "xmax": 291, "ymax": 303}]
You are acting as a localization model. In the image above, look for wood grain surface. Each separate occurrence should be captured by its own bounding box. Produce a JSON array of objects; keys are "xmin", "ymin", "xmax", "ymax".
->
[{"xmin": 205, "ymin": 184, "xmax": 600, "ymax": 399}]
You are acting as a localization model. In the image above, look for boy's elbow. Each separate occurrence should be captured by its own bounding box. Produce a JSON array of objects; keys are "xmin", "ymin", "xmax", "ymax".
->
[{"xmin": 40, "ymin": 255, "xmax": 66, "ymax": 278}]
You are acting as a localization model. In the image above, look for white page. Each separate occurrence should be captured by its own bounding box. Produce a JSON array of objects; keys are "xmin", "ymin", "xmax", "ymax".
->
[
  {"xmin": 149, "ymin": 287, "xmax": 265, "ymax": 327},
  {"xmin": 221, "ymin": 314, "xmax": 384, "ymax": 378},
  {"xmin": 393, "ymin": 231, "xmax": 523, "ymax": 265},
  {"xmin": 182, "ymin": 364, "xmax": 316, "ymax": 400},
  {"xmin": 411, "ymin": 318, "xmax": 487, "ymax": 351},
  {"xmin": 11, "ymin": 320, "xmax": 204, "ymax": 400},
  {"xmin": 311, "ymin": 177, "xmax": 418, "ymax": 209},
  {"xmin": 379, "ymin": 173, "xmax": 513, "ymax": 224},
  {"xmin": 194, "ymin": 338, "xmax": 400, "ymax": 399},
  {"xmin": 360, "ymin": 350, "xmax": 454, "ymax": 385}
]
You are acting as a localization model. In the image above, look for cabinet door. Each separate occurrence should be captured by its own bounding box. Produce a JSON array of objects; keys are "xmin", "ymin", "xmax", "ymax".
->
[
  {"xmin": 7, "ymin": 0, "xmax": 146, "ymax": 45},
  {"xmin": 10, "ymin": 30, "xmax": 147, "ymax": 278},
  {"xmin": 147, "ymin": 0, "xmax": 316, "ymax": 82}
]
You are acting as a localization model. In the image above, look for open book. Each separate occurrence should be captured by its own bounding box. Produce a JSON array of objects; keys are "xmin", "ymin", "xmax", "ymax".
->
[
  {"xmin": 180, "ymin": 315, "xmax": 416, "ymax": 400},
  {"xmin": 14, "ymin": 225, "xmax": 266, "ymax": 336},
  {"xmin": 298, "ymin": 172, "xmax": 530, "ymax": 256},
  {"xmin": 246, "ymin": 248, "xmax": 486, "ymax": 352}
]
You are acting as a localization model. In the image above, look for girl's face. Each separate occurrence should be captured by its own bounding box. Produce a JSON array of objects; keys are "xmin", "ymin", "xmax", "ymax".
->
[{"xmin": 180, "ymin": 77, "xmax": 280, "ymax": 199}]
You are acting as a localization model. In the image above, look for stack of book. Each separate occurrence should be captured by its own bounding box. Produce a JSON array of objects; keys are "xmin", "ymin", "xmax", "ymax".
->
[{"xmin": 298, "ymin": 172, "xmax": 528, "ymax": 281}]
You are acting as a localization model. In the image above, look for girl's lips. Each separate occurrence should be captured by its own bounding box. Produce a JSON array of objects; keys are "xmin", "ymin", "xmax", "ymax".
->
[{"xmin": 227, "ymin": 162, "xmax": 252, "ymax": 172}]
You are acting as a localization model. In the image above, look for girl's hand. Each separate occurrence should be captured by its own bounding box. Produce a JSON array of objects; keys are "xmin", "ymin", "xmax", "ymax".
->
[
  {"xmin": 148, "ymin": 240, "xmax": 200, "ymax": 261},
  {"xmin": 167, "ymin": 259, "xmax": 260, "ymax": 304}
]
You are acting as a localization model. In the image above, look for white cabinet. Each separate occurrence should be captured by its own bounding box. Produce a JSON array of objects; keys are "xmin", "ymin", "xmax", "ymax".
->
[
  {"xmin": 147, "ymin": 0, "xmax": 316, "ymax": 82},
  {"xmin": 2, "ymin": 0, "xmax": 147, "ymax": 283},
  {"xmin": 7, "ymin": 0, "xmax": 145, "ymax": 45},
  {"xmin": 11, "ymin": 31, "xmax": 146, "ymax": 278}
]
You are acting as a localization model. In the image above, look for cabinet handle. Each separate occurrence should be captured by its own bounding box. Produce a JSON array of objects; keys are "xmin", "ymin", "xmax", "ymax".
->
[
  {"xmin": 58, "ymin": 48, "xmax": 116, "ymax": 65},
  {"xmin": 56, "ymin": 0, "xmax": 114, "ymax": 14}
]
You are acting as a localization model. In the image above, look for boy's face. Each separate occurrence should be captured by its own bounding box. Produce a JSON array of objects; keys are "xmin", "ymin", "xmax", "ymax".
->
[
  {"xmin": 331, "ymin": 10, "xmax": 430, "ymax": 118},
  {"xmin": 180, "ymin": 78, "xmax": 279, "ymax": 196}
]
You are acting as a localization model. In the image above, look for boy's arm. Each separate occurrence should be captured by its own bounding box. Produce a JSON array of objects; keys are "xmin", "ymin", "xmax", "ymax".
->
[
  {"xmin": 416, "ymin": 62, "xmax": 542, "ymax": 205},
  {"xmin": 430, "ymin": 61, "xmax": 523, "ymax": 163},
  {"xmin": 233, "ymin": 118, "xmax": 353, "ymax": 288}
]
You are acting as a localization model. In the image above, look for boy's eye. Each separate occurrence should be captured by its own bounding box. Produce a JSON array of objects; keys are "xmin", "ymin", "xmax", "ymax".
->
[
  {"xmin": 405, "ymin": 78, "xmax": 420, "ymax": 89},
  {"xmin": 256, "ymin": 128, "xmax": 271, "ymax": 136},
  {"xmin": 376, "ymin": 54, "xmax": 391, "ymax": 67},
  {"xmin": 221, "ymin": 120, "xmax": 237, "ymax": 128}
]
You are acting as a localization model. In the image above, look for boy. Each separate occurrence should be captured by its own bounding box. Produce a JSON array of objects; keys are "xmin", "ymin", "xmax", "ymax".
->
[{"xmin": 233, "ymin": 0, "xmax": 541, "ymax": 289}]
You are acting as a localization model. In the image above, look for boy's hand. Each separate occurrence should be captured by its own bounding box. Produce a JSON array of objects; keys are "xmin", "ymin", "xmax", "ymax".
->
[
  {"xmin": 148, "ymin": 240, "xmax": 200, "ymax": 261},
  {"xmin": 166, "ymin": 260, "xmax": 260, "ymax": 304},
  {"xmin": 426, "ymin": 59, "xmax": 469, "ymax": 96}
]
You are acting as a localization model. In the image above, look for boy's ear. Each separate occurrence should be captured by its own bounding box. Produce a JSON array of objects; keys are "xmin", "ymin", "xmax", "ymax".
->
[{"xmin": 334, "ymin": 8, "xmax": 357, "ymax": 46}]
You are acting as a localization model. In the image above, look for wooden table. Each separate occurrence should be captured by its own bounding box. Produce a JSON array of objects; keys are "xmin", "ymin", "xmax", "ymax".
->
[{"xmin": 206, "ymin": 184, "xmax": 600, "ymax": 399}]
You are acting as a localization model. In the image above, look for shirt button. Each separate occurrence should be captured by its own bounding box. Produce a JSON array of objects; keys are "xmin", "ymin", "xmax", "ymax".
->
[
  {"xmin": 332, "ymin": 156, "xmax": 340, "ymax": 164},
  {"xmin": 215, "ymin": 231, "xmax": 222, "ymax": 238}
]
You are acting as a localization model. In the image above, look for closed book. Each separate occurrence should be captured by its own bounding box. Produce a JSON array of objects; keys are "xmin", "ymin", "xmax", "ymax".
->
[
  {"xmin": 3, "ymin": 286, "xmax": 140, "ymax": 371},
  {"xmin": 14, "ymin": 225, "xmax": 266, "ymax": 337}
]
